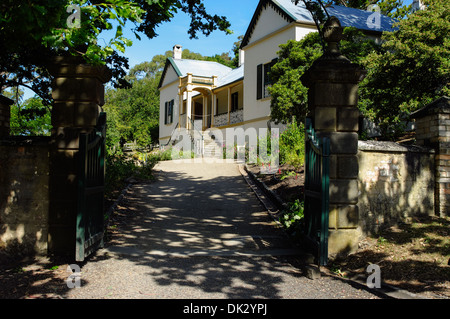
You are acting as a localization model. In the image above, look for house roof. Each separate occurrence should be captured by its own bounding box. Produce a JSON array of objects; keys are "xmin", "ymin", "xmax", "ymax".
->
[
  {"xmin": 158, "ymin": 57, "xmax": 233, "ymax": 89},
  {"xmin": 216, "ymin": 65, "xmax": 244, "ymax": 88},
  {"xmin": 241, "ymin": 0, "xmax": 396, "ymax": 48}
]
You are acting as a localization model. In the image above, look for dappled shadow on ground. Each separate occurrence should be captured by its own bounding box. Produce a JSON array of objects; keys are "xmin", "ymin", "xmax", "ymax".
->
[
  {"xmin": 0, "ymin": 255, "xmax": 79, "ymax": 299},
  {"xmin": 96, "ymin": 163, "xmax": 307, "ymax": 298},
  {"xmin": 330, "ymin": 216, "xmax": 450, "ymax": 298},
  {"xmin": 67, "ymin": 162, "xmax": 380, "ymax": 299},
  {"xmin": 106, "ymin": 163, "xmax": 290, "ymax": 254}
]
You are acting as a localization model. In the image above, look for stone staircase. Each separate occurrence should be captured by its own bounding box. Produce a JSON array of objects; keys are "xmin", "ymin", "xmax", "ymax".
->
[{"xmin": 202, "ymin": 131, "xmax": 223, "ymax": 159}]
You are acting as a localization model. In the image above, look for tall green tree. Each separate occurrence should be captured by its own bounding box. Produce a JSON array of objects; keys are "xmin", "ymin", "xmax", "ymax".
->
[
  {"xmin": 104, "ymin": 75, "xmax": 160, "ymax": 149},
  {"xmin": 359, "ymin": 0, "xmax": 449, "ymax": 139},
  {"xmin": 0, "ymin": 0, "xmax": 232, "ymax": 104},
  {"xmin": 269, "ymin": 27, "xmax": 382, "ymax": 124},
  {"xmin": 2, "ymin": 88, "xmax": 52, "ymax": 136}
]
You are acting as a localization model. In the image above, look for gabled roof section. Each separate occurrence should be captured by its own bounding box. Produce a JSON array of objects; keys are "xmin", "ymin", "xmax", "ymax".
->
[
  {"xmin": 216, "ymin": 65, "xmax": 244, "ymax": 88},
  {"xmin": 158, "ymin": 57, "xmax": 233, "ymax": 89},
  {"xmin": 241, "ymin": 0, "xmax": 396, "ymax": 48}
]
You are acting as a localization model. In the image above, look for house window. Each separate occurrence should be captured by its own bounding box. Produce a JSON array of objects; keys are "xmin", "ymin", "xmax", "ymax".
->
[
  {"xmin": 257, "ymin": 58, "xmax": 278, "ymax": 100},
  {"xmin": 164, "ymin": 99, "xmax": 174, "ymax": 124},
  {"xmin": 231, "ymin": 92, "xmax": 239, "ymax": 112}
]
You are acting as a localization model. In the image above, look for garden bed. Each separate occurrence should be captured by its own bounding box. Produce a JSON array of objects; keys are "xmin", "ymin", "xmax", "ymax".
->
[{"xmin": 248, "ymin": 163, "xmax": 450, "ymax": 299}]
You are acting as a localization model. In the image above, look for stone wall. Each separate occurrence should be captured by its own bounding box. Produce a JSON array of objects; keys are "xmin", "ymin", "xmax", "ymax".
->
[
  {"xmin": 358, "ymin": 141, "xmax": 435, "ymax": 235},
  {"xmin": 411, "ymin": 96, "xmax": 449, "ymax": 217},
  {"xmin": 0, "ymin": 138, "xmax": 50, "ymax": 257}
]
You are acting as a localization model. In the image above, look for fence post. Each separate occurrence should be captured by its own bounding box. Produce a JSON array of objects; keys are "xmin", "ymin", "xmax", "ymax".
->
[
  {"xmin": 47, "ymin": 55, "xmax": 111, "ymax": 256},
  {"xmin": 411, "ymin": 96, "xmax": 450, "ymax": 217},
  {"xmin": 301, "ymin": 17, "xmax": 366, "ymax": 258},
  {"xmin": 0, "ymin": 95, "xmax": 13, "ymax": 139}
]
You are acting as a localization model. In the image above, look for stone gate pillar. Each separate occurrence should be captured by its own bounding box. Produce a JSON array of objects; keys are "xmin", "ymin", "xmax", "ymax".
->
[
  {"xmin": 411, "ymin": 96, "xmax": 450, "ymax": 217},
  {"xmin": 0, "ymin": 95, "xmax": 13, "ymax": 138},
  {"xmin": 47, "ymin": 55, "xmax": 111, "ymax": 256},
  {"xmin": 301, "ymin": 17, "xmax": 366, "ymax": 257}
]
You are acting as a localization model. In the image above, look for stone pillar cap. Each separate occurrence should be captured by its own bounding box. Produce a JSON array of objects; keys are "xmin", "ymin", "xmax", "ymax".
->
[
  {"xmin": 300, "ymin": 16, "xmax": 367, "ymax": 87},
  {"xmin": 48, "ymin": 55, "xmax": 112, "ymax": 84},
  {"xmin": 410, "ymin": 96, "xmax": 450, "ymax": 119},
  {"xmin": 0, "ymin": 95, "xmax": 14, "ymax": 106}
]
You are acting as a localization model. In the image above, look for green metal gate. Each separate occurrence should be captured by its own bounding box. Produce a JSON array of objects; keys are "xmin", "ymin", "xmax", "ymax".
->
[
  {"xmin": 303, "ymin": 118, "xmax": 330, "ymax": 266},
  {"xmin": 76, "ymin": 112, "xmax": 107, "ymax": 262}
]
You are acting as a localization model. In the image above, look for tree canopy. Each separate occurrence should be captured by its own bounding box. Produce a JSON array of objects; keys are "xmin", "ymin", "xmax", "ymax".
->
[
  {"xmin": 270, "ymin": 0, "xmax": 448, "ymax": 140},
  {"xmin": 0, "ymin": 0, "xmax": 232, "ymax": 103},
  {"xmin": 269, "ymin": 27, "xmax": 382, "ymax": 124},
  {"xmin": 359, "ymin": 0, "xmax": 450, "ymax": 138}
]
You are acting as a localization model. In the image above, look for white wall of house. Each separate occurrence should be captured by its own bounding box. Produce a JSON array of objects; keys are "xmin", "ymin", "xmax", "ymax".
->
[
  {"xmin": 162, "ymin": 65, "xmax": 179, "ymax": 86},
  {"xmin": 242, "ymin": 26, "xmax": 295, "ymax": 124},
  {"xmin": 159, "ymin": 78, "xmax": 179, "ymax": 145},
  {"xmin": 294, "ymin": 24, "xmax": 317, "ymax": 41},
  {"xmin": 249, "ymin": 3, "xmax": 291, "ymax": 43}
]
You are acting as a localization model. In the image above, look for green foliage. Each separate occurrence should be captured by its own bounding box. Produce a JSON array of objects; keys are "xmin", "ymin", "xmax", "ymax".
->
[
  {"xmin": 269, "ymin": 32, "xmax": 322, "ymax": 124},
  {"xmin": 271, "ymin": 1, "xmax": 447, "ymax": 141},
  {"xmin": 269, "ymin": 27, "xmax": 381, "ymax": 125},
  {"xmin": 104, "ymin": 75, "xmax": 160, "ymax": 149},
  {"xmin": 105, "ymin": 150, "xmax": 167, "ymax": 198},
  {"xmin": 280, "ymin": 170, "xmax": 297, "ymax": 181},
  {"xmin": 279, "ymin": 119, "xmax": 305, "ymax": 169},
  {"xmin": 6, "ymin": 91, "xmax": 52, "ymax": 136},
  {"xmin": 359, "ymin": 0, "xmax": 450, "ymax": 139},
  {"xmin": 1, "ymin": 0, "xmax": 231, "ymax": 102},
  {"xmin": 279, "ymin": 199, "xmax": 304, "ymax": 235}
]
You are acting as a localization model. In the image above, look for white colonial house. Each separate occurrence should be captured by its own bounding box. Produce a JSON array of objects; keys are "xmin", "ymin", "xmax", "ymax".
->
[{"xmin": 158, "ymin": 0, "xmax": 394, "ymax": 153}]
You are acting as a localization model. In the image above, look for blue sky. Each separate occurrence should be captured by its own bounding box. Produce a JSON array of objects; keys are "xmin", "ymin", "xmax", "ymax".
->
[
  {"xmin": 120, "ymin": 0, "xmax": 414, "ymax": 69},
  {"xmin": 118, "ymin": 0, "xmax": 259, "ymax": 68},
  {"xmin": 21, "ymin": 0, "xmax": 415, "ymax": 99}
]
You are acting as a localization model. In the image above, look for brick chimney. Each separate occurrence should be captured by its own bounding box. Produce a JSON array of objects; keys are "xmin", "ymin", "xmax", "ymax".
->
[
  {"xmin": 173, "ymin": 45, "xmax": 182, "ymax": 60},
  {"xmin": 412, "ymin": 0, "xmax": 426, "ymax": 12}
]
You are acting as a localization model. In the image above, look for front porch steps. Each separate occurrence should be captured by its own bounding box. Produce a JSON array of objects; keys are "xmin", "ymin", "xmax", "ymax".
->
[{"xmin": 202, "ymin": 131, "xmax": 222, "ymax": 159}]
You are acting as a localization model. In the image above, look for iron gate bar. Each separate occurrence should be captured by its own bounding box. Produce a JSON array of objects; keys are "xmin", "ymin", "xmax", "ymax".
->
[
  {"xmin": 76, "ymin": 112, "xmax": 107, "ymax": 262},
  {"xmin": 303, "ymin": 118, "xmax": 330, "ymax": 266}
]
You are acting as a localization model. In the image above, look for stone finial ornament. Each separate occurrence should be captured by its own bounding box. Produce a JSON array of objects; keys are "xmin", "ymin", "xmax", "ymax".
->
[{"xmin": 322, "ymin": 16, "xmax": 348, "ymax": 61}]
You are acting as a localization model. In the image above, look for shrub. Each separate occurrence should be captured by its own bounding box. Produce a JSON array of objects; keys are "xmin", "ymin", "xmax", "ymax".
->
[
  {"xmin": 279, "ymin": 199, "xmax": 304, "ymax": 235},
  {"xmin": 279, "ymin": 118, "xmax": 305, "ymax": 169}
]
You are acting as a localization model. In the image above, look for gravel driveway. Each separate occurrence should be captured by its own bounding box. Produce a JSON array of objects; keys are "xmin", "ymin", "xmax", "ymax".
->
[{"xmin": 63, "ymin": 160, "xmax": 384, "ymax": 300}]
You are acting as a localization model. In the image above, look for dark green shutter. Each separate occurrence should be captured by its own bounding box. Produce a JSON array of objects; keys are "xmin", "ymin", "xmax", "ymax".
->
[
  {"xmin": 170, "ymin": 100, "xmax": 174, "ymax": 124},
  {"xmin": 257, "ymin": 64, "xmax": 262, "ymax": 100},
  {"xmin": 164, "ymin": 101, "xmax": 168, "ymax": 125}
]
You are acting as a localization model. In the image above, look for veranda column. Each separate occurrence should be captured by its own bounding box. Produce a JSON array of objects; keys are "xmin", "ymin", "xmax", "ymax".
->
[
  {"xmin": 178, "ymin": 90, "xmax": 183, "ymax": 129},
  {"xmin": 202, "ymin": 94, "xmax": 207, "ymax": 131},
  {"xmin": 211, "ymin": 92, "xmax": 217, "ymax": 127},
  {"xmin": 186, "ymin": 90, "xmax": 192, "ymax": 129},
  {"xmin": 47, "ymin": 55, "xmax": 111, "ymax": 256},
  {"xmin": 301, "ymin": 17, "xmax": 366, "ymax": 257},
  {"xmin": 227, "ymin": 87, "xmax": 231, "ymax": 125}
]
